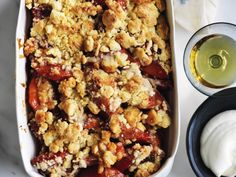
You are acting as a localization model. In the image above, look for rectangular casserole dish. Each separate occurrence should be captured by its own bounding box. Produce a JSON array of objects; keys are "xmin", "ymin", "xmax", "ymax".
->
[{"xmin": 16, "ymin": 0, "xmax": 180, "ymax": 176}]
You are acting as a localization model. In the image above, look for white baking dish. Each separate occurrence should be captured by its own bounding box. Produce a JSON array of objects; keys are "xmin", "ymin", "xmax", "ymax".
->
[{"xmin": 15, "ymin": 0, "xmax": 180, "ymax": 176}]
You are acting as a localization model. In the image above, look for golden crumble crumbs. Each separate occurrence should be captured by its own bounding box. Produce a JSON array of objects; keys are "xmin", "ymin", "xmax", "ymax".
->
[{"xmin": 24, "ymin": 0, "xmax": 172, "ymax": 176}]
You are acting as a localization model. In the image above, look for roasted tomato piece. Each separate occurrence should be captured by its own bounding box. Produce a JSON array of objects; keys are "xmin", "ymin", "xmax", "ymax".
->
[
  {"xmin": 32, "ymin": 4, "xmax": 52, "ymax": 19},
  {"xmin": 96, "ymin": 97, "xmax": 110, "ymax": 113},
  {"xmin": 84, "ymin": 117, "xmax": 100, "ymax": 129},
  {"xmin": 139, "ymin": 91, "xmax": 163, "ymax": 109},
  {"xmin": 120, "ymin": 48, "xmax": 128, "ymax": 54},
  {"xmin": 121, "ymin": 126, "xmax": 149, "ymax": 142},
  {"xmin": 35, "ymin": 64, "xmax": 72, "ymax": 81},
  {"xmin": 114, "ymin": 155, "xmax": 133, "ymax": 173},
  {"xmin": 142, "ymin": 61, "xmax": 168, "ymax": 79},
  {"xmin": 147, "ymin": 91, "xmax": 163, "ymax": 108},
  {"xmin": 79, "ymin": 166, "xmax": 124, "ymax": 177},
  {"xmin": 31, "ymin": 152, "xmax": 66, "ymax": 165},
  {"xmin": 121, "ymin": 125, "xmax": 160, "ymax": 147},
  {"xmin": 116, "ymin": 142, "xmax": 125, "ymax": 155},
  {"xmin": 28, "ymin": 77, "xmax": 40, "ymax": 111}
]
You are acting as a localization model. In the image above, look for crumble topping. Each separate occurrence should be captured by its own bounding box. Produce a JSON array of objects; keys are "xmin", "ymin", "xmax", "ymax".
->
[{"xmin": 24, "ymin": 0, "xmax": 172, "ymax": 176}]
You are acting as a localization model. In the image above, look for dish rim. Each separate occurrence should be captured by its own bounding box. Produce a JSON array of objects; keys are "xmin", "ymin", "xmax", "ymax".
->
[{"xmin": 15, "ymin": 0, "xmax": 180, "ymax": 176}]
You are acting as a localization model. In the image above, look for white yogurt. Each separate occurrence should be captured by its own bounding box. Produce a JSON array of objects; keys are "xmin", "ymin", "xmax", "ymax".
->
[{"xmin": 200, "ymin": 110, "xmax": 236, "ymax": 177}]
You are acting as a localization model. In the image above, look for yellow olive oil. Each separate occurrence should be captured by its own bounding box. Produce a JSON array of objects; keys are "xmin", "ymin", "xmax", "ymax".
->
[{"xmin": 190, "ymin": 34, "xmax": 236, "ymax": 88}]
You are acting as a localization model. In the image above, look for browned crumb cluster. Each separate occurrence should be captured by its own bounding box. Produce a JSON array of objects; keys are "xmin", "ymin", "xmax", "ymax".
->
[{"xmin": 24, "ymin": 0, "xmax": 172, "ymax": 176}]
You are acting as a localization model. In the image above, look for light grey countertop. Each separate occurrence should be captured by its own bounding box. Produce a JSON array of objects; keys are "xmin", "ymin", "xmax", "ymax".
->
[
  {"xmin": 0, "ymin": 0, "xmax": 26, "ymax": 176},
  {"xmin": 1, "ymin": 0, "xmax": 236, "ymax": 176}
]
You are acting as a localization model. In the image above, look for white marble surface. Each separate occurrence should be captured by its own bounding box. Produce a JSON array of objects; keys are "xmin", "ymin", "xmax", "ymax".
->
[{"xmin": 1, "ymin": 0, "xmax": 236, "ymax": 176}]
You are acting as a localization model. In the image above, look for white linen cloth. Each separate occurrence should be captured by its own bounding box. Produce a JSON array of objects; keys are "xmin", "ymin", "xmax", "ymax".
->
[{"xmin": 174, "ymin": 0, "xmax": 219, "ymax": 32}]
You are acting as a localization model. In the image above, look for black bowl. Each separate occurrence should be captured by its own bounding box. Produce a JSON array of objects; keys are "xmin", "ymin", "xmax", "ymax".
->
[{"xmin": 186, "ymin": 87, "xmax": 236, "ymax": 177}]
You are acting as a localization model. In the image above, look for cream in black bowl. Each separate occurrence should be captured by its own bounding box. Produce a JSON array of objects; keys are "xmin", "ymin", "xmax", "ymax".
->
[{"xmin": 186, "ymin": 87, "xmax": 236, "ymax": 177}]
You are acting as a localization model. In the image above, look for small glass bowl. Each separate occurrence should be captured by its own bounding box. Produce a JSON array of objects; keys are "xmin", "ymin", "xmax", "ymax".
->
[{"xmin": 183, "ymin": 22, "xmax": 236, "ymax": 96}]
